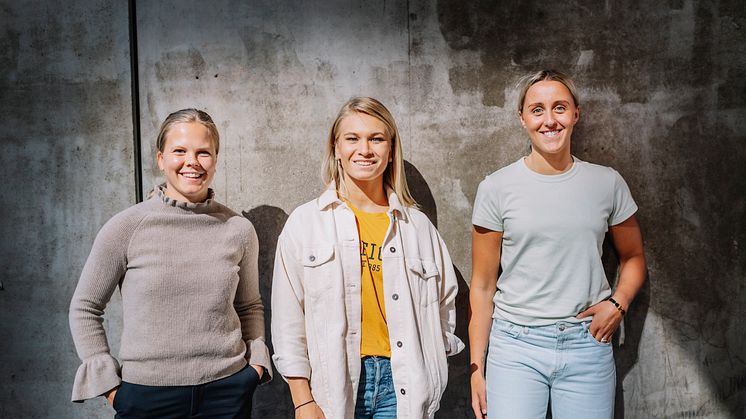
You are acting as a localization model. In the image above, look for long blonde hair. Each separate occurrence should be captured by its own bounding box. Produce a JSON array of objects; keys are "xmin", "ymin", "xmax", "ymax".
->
[{"xmin": 322, "ymin": 97, "xmax": 417, "ymax": 207}]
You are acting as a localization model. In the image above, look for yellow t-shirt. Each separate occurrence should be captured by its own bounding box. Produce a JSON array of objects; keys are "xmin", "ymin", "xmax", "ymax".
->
[{"xmin": 348, "ymin": 202, "xmax": 391, "ymax": 358}]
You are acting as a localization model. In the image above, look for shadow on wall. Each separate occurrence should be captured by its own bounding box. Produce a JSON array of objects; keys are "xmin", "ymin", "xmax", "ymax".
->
[
  {"xmin": 242, "ymin": 205, "xmax": 293, "ymax": 418},
  {"xmin": 406, "ymin": 161, "xmax": 473, "ymax": 418},
  {"xmin": 602, "ymin": 235, "xmax": 651, "ymax": 419}
]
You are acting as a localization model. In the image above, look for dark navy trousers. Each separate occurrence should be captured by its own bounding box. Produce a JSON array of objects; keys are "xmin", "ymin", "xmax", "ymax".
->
[{"xmin": 113, "ymin": 365, "xmax": 260, "ymax": 419}]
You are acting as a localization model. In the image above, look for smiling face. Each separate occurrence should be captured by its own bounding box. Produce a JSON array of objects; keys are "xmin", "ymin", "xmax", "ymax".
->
[
  {"xmin": 334, "ymin": 112, "xmax": 392, "ymax": 191},
  {"xmin": 156, "ymin": 122, "xmax": 217, "ymax": 203},
  {"xmin": 520, "ymin": 80, "xmax": 580, "ymax": 158}
]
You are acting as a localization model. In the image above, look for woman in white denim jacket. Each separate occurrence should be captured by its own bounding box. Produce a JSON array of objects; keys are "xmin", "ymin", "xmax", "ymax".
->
[{"xmin": 271, "ymin": 97, "xmax": 464, "ymax": 419}]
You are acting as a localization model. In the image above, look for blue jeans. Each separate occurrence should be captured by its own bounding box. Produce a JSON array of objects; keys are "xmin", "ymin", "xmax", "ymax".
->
[
  {"xmin": 354, "ymin": 356, "xmax": 397, "ymax": 419},
  {"xmin": 486, "ymin": 319, "xmax": 615, "ymax": 419}
]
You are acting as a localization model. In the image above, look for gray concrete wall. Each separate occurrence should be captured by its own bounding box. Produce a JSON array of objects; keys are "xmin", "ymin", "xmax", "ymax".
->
[
  {"xmin": 1, "ymin": 0, "xmax": 744, "ymax": 417},
  {"xmin": 0, "ymin": 1, "xmax": 133, "ymax": 418}
]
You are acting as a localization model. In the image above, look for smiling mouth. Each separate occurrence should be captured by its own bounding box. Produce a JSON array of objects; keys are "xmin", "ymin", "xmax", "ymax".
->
[
  {"xmin": 352, "ymin": 160, "xmax": 377, "ymax": 167},
  {"xmin": 540, "ymin": 129, "xmax": 562, "ymax": 138},
  {"xmin": 180, "ymin": 172, "xmax": 205, "ymax": 179}
]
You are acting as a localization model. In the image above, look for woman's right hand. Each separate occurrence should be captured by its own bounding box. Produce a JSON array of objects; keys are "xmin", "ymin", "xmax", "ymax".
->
[
  {"xmin": 470, "ymin": 367, "xmax": 488, "ymax": 418},
  {"xmin": 295, "ymin": 401, "xmax": 325, "ymax": 419},
  {"xmin": 105, "ymin": 387, "xmax": 118, "ymax": 406}
]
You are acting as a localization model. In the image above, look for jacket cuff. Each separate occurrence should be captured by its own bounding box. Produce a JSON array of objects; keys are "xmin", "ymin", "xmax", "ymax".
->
[
  {"xmin": 71, "ymin": 353, "xmax": 121, "ymax": 402},
  {"xmin": 245, "ymin": 338, "xmax": 273, "ymax": 384},
  {"xmin": 271, "ymin": 353, "xmax": 312, "ymax": 381},
  {"xmin": 444, "ymin": 332, "xmax": 465, "ymax": 356}
]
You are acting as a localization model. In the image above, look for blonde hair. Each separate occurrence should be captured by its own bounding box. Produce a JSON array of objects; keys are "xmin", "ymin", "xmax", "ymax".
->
[
  {"xmin": 517, "ymin": 70, "xmax": 580, "ymax": 113},
  {"xmin": 156, "ymin": 108, "xmax": 220, "ymax": 154},
  {"xmin": 322, "ymin": 97, "xmax": 417, "ymax": 207}
]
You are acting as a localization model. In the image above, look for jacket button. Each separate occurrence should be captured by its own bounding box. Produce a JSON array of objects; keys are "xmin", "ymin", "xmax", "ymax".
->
[
  {"xmin": 392, "ymin": 294, "xmax": 399, "ymax": 301},
  {"xmin": 308, "ymin": 255, "xmax": 316, "ymax": 262},
  {"xmin": 396, "ymin": 341, "xmax": 402, "ymax": 348},
  {"xmin": 400, "ymin": 389, "xmax": 406, "ymax": 395},
  {"xmin": 389, "ymin": 247, "xmax": 396, "ymax": 253}
]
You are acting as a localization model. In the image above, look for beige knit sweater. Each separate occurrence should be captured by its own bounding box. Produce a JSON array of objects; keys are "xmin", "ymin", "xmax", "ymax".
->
[{"xmin": 69, "ymin": 186, "xmax": 271, "ymax": 402}]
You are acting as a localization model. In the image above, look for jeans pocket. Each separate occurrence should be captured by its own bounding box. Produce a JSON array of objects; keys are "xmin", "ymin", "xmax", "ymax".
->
[
  {"xmin": 497, "ymin": 320, "xmax": 522, "ymax": 339},
  {"xmin": 243, "ymin": 365, "xmax": 261, "ymax": 396},
  {"xmin": 112, "ymin": 383, "xmax": 126, "ymax": 412},
  {"xmin": 588, "ymin": 331, "xmax": 612, "ymax": 346}
]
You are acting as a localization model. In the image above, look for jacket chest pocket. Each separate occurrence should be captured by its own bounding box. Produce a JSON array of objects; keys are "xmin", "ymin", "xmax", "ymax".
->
[
  {"xmin": 407, "ymin": 258, "xmax": 440, "ymax": 306},
  {"xmin": 302, "ymin": 244, "xmax": 336, "ymax": 298}
]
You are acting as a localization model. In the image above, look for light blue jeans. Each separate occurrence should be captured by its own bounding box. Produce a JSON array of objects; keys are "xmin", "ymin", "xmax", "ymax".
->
[
  {"xmin": 486, "ymin": 318, "xmax": 615, "ymax": 419},
  {"xmin": 355, "ymin": 356, "xmax": 397, "ymax": 419}
]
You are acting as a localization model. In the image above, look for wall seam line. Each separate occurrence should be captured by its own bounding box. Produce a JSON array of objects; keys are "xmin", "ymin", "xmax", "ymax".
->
[{"xmin": 128, "ymin": 0, "xmax": 144, "ymax": 203}]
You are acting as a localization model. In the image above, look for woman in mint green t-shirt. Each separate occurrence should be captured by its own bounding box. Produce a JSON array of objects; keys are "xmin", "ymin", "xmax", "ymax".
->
[{"xmin": 468, "ymin": 70, "xmax": 647, "ymax": 419}]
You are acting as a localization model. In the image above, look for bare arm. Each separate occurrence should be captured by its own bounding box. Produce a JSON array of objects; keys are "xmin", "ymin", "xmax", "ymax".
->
[
  {"xmin": 577, "ymin": 215, "xmax": 647, "ymax": 342},
  {"xmin": 469, "ymin": 226, "xmax": 503, "ymax": 418},
  {"xmin": 288, "ymin": 378, "xmax": 325, "ymax": 418}
]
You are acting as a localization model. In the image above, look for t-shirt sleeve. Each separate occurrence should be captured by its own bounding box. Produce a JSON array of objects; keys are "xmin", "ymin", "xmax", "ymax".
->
[
  {"xmin": 472, "ymin": 177, "xmax": 503, "ymax": 231},
  {"xmin": 608, "ymin": 169, "xmax": 638, "ymax": 226}
]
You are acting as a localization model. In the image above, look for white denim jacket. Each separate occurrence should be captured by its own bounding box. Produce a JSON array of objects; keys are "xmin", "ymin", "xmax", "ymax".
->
[{"xmin": 271, "ymin": 187, "xmax": 464, "ymax": 419}]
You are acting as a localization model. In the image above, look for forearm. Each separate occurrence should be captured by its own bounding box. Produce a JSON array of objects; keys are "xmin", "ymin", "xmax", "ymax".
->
[
  {"xmin": 468, "ymin": 285, "xmax": 495, "ymax": 373},
  {"xmin": 288, "ymin": 377, "xmax": 315, "ymax": 406},
  {"xmin": 611, "ymin": 253, "xmax": 647, "ymax": 309}
]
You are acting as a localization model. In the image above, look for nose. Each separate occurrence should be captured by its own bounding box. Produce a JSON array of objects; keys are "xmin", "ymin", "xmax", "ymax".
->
[
  {"xmin": 186, "ymin": 152, "xmax": 200, "ymax": 167},
  {"xmin": 543, "ymin": 113, "xmax": 556, "ymax": 127},
  {"xmin": 358, "ymin": 139, "xmax": 372, "ymax": 155}
]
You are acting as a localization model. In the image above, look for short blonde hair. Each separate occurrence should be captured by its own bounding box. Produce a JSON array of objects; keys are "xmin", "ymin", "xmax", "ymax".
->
[
  {"xmin": 156, "ymin": 108, "xmax": 220, "ymax": 154},
  {"xmin": 322, "ymin": 97, "xmax": 417, "ymax": 207},
  {"xmin": 517, "ymin": 70, "xmax": 580, "ymax": 113}
]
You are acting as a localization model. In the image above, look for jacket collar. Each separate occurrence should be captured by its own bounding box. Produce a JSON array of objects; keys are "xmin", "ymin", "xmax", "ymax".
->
[{"xmin": 316, "ymin": 183, "xmax": 408, "ymax": 221}]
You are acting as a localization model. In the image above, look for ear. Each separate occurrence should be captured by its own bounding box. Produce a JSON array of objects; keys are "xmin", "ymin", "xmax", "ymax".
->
[
  {"xmin": 156, "ymin": 151, "xmax": 164, "ymax": 171},
  {"xmin": 574, "ymin": 106, "xmax": 581, "ymax": 123},
  {"xmin": 519, "ymin": 111, "xmax": 526, "ymax": 128}
]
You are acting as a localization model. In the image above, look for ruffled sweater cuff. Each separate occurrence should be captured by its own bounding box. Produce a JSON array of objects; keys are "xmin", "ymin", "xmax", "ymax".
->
[
  {"xmin": 71, "ymin": 353, "xmax": 121, "ymax": 402},
  {"xmin": 246, "ymin": 338, "xmax": 273, "ymax": 384}
]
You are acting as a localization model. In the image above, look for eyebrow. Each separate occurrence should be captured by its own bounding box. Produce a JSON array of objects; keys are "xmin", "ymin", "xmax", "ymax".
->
[
  {"xmin": 341, "ymin": 131, "xmax": 387, "ymax": 137},
  {"xmin": 526, "ymin": 100, "xmax": 571, "ymax": 108}
]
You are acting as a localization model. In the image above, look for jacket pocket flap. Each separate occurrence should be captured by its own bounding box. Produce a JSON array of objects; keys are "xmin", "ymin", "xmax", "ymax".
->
[
  {"xmin": 407, "ymin": 258, "xmax": 439, "ymax": 279},
  {"xmin": 302, "ymin": 244, "xmax": 334, "ymax": 267}
]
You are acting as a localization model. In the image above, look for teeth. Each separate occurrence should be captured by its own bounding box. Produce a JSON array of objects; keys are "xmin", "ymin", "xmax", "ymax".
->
[
  {"xmin": 543, "ymin": 130, "xmax": 560, "ymax": 137},
  {"xmin": 181, "ymin": 173, "xmax": 203, "ymax": 178},
  {"xmin": 353, "ymin": 161, "xmax": 374, "ymax": 166}
]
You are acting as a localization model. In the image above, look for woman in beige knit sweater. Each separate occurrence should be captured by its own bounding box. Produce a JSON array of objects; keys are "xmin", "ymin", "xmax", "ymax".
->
[{"xmin": 69, "ymin": 109, "xmax": 272, "ymax": 418}]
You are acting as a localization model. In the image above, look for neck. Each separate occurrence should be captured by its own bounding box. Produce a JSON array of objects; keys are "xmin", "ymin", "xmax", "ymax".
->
[
  {"xmin": 525, "ymin": 150, "xmax": 574, "ymax": 175},
  {"xmin": 163, "ymin": 184, "xmax": 209, "ymax": 204},
  {"xmin": 341, "ymin": 176, "xmax": 388, "ymax": 212}
]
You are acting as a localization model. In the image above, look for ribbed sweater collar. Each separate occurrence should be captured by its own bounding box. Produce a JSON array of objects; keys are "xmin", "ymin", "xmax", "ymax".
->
[{"xmin": 152, "ymin": 184, "xmax": 220, "ymax": 214}]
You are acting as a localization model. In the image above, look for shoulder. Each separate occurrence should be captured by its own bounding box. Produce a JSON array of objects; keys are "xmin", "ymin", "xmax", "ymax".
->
[
  {"xmin": 284, "ymin": 199, "xmax": 322, "ymax": 226},
  {"xmin": 212, "ymin": 201, "xmax": 258, "ymax": 239},
  {"xmin": 575, "ymin": 159, "xmax": 626, "ymax": 186},
  {"xmin": 98, "ymin": 200, "xmax": 152, "ymax": 237},
  {"xmin": 576, "ymin": 159, "xmax": 619, "ymax": 177},
  {"xmin": 479, "ymin": 158, "xmax": 524, "ymax": 188},
  {"xmin": 401, "ymin": 206, "xmax": 443, "ymax": 243},
  {"xmin": 402, "ymin": 206, "xmax": 435, "ymax": 230}
]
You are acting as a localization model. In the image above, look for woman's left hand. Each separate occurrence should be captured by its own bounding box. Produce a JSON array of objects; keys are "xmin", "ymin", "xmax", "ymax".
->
[
  {"xmin": 250, "ymin": 364, "xmax": 264, "ymax": 380},
  {"xmin": 576, "ymin": 300, "xmax": 623, "ymax": 343}
]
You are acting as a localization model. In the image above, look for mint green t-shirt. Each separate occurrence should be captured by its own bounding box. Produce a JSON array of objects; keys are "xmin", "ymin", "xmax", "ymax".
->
[{"xmin": 472, "ymin": 157, "xmax": 638, "ymax": 326}]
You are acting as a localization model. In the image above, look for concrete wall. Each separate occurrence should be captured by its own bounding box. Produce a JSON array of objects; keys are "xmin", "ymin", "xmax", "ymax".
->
[
  {"xmin": 0, "ymin": 1, "xmax": 133, "ymax": 418},
  {"xmin": 1, "ymin": 0, "xmax": 744, "ymax": 417}
]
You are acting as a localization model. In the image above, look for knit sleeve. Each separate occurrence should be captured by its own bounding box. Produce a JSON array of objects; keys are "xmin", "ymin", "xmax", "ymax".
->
[
  {"xmin": 68, "ymin": 209, "xmax": 141, "ymax": 402},
  {"xmin": 235, "ymin": 221, "xmax": 273, "ymax": 383}
]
